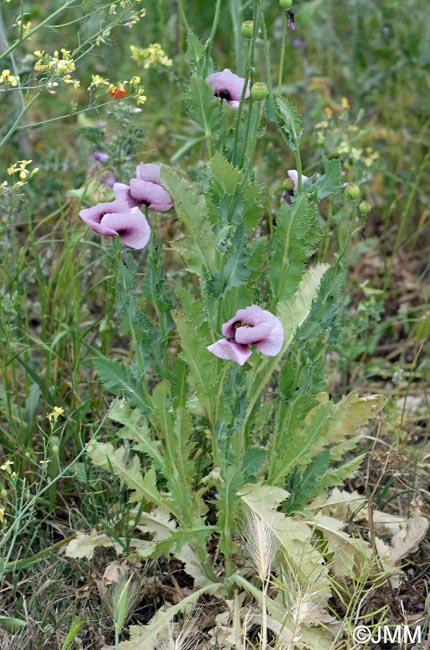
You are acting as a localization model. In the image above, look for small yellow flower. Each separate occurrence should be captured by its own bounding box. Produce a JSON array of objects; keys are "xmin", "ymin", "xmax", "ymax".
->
[
  {"xmin": 47, "ymin": 406, "xmax": 65, "ymax": 425},
  {"xmin": 341, "ymin": 96, "xmax": 350, "ymax": 110},
  {"xmin": 130, "ymin": 43, "xmax": 172, "ymax": 69},
  {"xmin": 0, "ymin": 69, "xmax": 20, "ymax": 87},
  {"xmin": 90, "ymin": 74, "xmax": 110, "ymax": 88},
  {"xmin": 324, "ymin": 106, "xmax": 333, "ymax": 119},
  {"xmin": 0, "ymin": 460, "xmax": 13, "ymax": 472}
]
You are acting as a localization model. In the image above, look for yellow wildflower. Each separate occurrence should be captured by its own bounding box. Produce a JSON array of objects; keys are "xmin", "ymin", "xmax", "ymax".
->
[
  {"xmin": 324, "ymin": 106, "xmax": 333, "ymax": 119},
  {"xmin": 130, "ymin": 43, "xmax": 172, "ymax": 69},
  {"xmin": 341, "ymin": 96, "xmax": 350, "ymax": 110},
  {"xmin": 47, "ymin": 406, "xmax": 65, "ymax": 425},
  {"xmin": 0, "ymin": 460, "xmax": 13, "ymax": 472},
  {"xmin": 0, "ymin": 69, "xmax": 20, "ymax": 87},
  {"xmin": 7, "ymin": 160, "xmax": 39, "ymax": 180}
]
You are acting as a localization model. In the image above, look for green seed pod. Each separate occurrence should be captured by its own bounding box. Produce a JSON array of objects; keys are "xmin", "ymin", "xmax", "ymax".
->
[
  {"xmin": 250, "ymin": 81, "xmax": 268, "ymax": 101},
  {"xmin": 345, "ymin": 184, "xmax": 361, "ymax": 200},
  {"xmin": 359, "ymin": 200, "xmax": 372, "ymax": 215},
  {"xmin": 279, "ymin": 0, "xmax": 293, "ymax": 8},
  {"xmin": 241, "ymin": 20, "xmax": 254, "ymax": 39}
]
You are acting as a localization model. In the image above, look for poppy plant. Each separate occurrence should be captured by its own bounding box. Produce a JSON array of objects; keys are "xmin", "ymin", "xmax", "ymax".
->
[
  {"xmin": 207, "ymin": 305, "xmax": 284, "ymax": 366},
  {"xmin": 205, "ymin": 68, "xmax": 250, "ymax": 108}
]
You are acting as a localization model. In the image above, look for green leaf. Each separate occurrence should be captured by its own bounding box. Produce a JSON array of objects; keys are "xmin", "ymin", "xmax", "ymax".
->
[
  {"xmin": 93, "ymin": 358, "xmax": 148, "ymax": 413},
  {"xmin": 172, "ymin": 309, "xmax": 219, "ymax": 421},
  {"xmin": 186, "ymin": 31, "xmax": 205, "ymax": 63},
  {"xmin": 306, "ymin": 159, "xmax": 342, "ymax": 201},
  {"xmin": 161, "ymin": 166, "xmax": 216, "ymax": 275},
  {"xmin": 87, "ymin": 442, "xmax": 169, "ymax": 512},
  {"xmin": 108, "ymin": 398, "xmax": 164, "ymax": 470},
  {"xmin": 210, "ymin": 152, "xmax": 242, "ymax": 195},
  {"xmin": 277, "ymin": 263, "xmax": 330, "ymax": 352},
  {"xmin": 241, "ymin": 448, "xmax": 267, "ymax": 481},
  {"xmin": 266, "ymin": 95, "xmax": 302, "ymax": 150},
  {"xmin": 269, "ymin": 193, "xmax": 319, "ymax": 301},
  {"xmin": 185, "ymin": 76, "xmax": 221, "ymax": 135}
]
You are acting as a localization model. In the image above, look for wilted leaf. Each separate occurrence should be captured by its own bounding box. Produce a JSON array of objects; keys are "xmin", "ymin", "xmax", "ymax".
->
[{"xmin": 65, "ymin": 530, "xmax": 123, "ymax": 559}]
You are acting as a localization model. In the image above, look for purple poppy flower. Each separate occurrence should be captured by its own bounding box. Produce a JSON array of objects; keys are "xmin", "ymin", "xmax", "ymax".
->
[
  {"xmin": 207, "ymin": 305, "xmax": 284, "ymax": 366},
  {"xmin": 284, "ymin": 169, "xmax": 309, "ymax": 206},
  {"xmin": 79, "ymin": 188, "xmax": 150, "ymax": 250},
  {"xmin": 129, "ymin": 163, "xmax": 173, "ymax": 212},
  {"xmin": 93, "ymin": 151, "xmax": 109, "ymax": 163},
  {"xmin": 205, "ymin": 69, "xmax": 250, "ymax": 108}
]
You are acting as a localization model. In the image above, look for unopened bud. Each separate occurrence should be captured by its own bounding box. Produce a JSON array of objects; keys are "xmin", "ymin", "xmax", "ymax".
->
[
  {"xmin": 279, "ymin": 0, "xmax": 293, "ymax": 8},
  {"xmin": 345, "ymin": 184, "xmax": 361, "ymax": 200},
  {"xmin": 251, "ymin": 82, "xmax": 268, "ymax": 101},
  {"xmin": 359, "ymin": 200, "xmax": 372, "ymax": 215},
  {"xmin": 282, "ymin": 178, "xmax": 295, "ymax": 192},
  {"xmin": 241, "ymin": 20, "xmax": 253, "ymax": 39}
]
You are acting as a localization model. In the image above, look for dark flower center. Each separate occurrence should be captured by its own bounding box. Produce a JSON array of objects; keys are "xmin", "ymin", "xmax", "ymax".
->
[
  {"xmin": 215, "ymin": 89, "xmax": 232, "ymax": 101},
  {"xmin": 233, "ymin": 321, "xmax": 253, "ymax": 332}
]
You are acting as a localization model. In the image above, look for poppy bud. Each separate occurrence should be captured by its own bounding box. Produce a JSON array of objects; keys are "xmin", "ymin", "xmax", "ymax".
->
[
  {"xmin": 241, "ymin": 20, "xmax": 254, "ymax": 39},
  {"xmin": 345, "ymin": 184, "xmax": 361, "ymax": 200},
  {"xmin": 359, "ymin": 201, "xmax": 372, "ymax": 215},
  {"xmin": 279, "ymin": 0, "xmax": 293, "ymax": 7},
  {"xmin": 250, "ymin": 81, "xmax": 268, "ymax": 101},
  {"xmin": 282, "ymin": 178, "xmax": 295, "ymax": 192}
]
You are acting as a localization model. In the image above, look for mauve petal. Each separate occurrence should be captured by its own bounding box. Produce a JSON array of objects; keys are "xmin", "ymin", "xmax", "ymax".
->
[
  {"xmin": 113, "ymin": 183, "xmax": 138, "ymax": 207},
  {"xmin": 235, "ymin": 321, "xmax": 273, "ymax": 345},
  {"xmin": 221, "ymin": 305, "xmax": 284, "ymax": 356},
  {"xmin": 287, "ymin": 170, "xmax": 309, "ymax": 194},
  {"xmin": 101, "ymin": 207, "xmax": 151, "ymax": 250},
  {"xmin": 206, "ymin": 69, "xmax": 250, "ymax": 103},
  {"xmin": 135, "ymin": 163, "xmax": 162, "ymax": 184},
  {"xmin": 80, "ymin": 199, "xmax": 130, "ymax": 227},
  {"xmin": 207, "ymin": 339, "xmax": 252, "ymax": 366},
  {"xmin": 129, "ymin": 178, "xmax": 173, "ymax": 211},
  {"xmin": 222, "ymin": 305, "xmax": 269, "ymax": 338},
  {"xmin": 254, "ymin": 320, "xmax": 284, "ymax": 356}
]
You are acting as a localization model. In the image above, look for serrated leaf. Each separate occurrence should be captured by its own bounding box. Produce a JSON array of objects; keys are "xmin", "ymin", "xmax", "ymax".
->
[
  {"xmin": 238, "ymin": 483, "xmax": 326, "ymax": 573},
  {"xmin": 172, "ymin": 309, "xmax": 219, "ymax": 422},
  {"xmin": 93, "ymin": 358, "xmax": 148, "ymax": 413},
  {"xmin": 87, "ymin": 442, "xmax": 167, "ymax": 510},
  {"xmin": 306, "ymin": 159, "xmax": 342, "ymax": 201},
  {"xmin": 161, "ymin": 166, "xmax": 216, "ymax": 275},
  {"xmin": 210, "ymin": 152, "xmax": 242, "ymax": 195},
  {"xmin": 269, "ymin": 193, "xmax": 319, "ymax": 301},
  {"xmin": 108, "ymin": 399, "xmax": 164, "ymax": 469},
  {"xmin": 241, "ymin": 448, "xmax": 267, "ymax": 481},
  {"xmin": 266, "ymin": 95, "xmax": 302, "ymax": 151}
]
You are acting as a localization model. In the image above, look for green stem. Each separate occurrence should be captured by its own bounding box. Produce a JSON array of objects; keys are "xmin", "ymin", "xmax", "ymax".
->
[
  {"xmin": 261, "ymin": 15, "xmax": 272, "ymax": 95},
  {"xmin": 0, "ymin": 93, "xmax": 38, "ymax": 151},
  {"xmin": 204, "ymin": 0, "xmax": 222, "ymax": 76},
  {"xmin": 278, "ymin": 15, "xmax": 288, "ymax": 94}
]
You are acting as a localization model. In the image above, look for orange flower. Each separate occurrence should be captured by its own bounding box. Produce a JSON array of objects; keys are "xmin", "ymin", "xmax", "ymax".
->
[{"xmin": 108, "ymin": 83, "xmax": 126, "ymax": 99}]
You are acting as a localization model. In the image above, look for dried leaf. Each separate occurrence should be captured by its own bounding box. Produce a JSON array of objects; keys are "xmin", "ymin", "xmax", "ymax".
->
[{"xmin": 65, "ymin": 530, "xmax": 123, "ymax": 560}]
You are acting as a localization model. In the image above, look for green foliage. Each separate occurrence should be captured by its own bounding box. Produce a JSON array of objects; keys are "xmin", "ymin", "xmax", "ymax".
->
[{"xmin": 269, "ymin": 194, "xmax": 320, "ymax": 301}]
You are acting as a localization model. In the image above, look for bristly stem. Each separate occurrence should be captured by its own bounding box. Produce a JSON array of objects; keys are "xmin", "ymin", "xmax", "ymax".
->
[{"xmin": 278, "ymin": 14, "xmax": 288, "ymax": 94}]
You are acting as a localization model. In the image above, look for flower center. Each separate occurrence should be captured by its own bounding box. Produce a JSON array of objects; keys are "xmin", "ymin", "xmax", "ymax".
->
[{"xmin": 215, "ymin": 89, "xmax": 232, "ymax": 101}]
